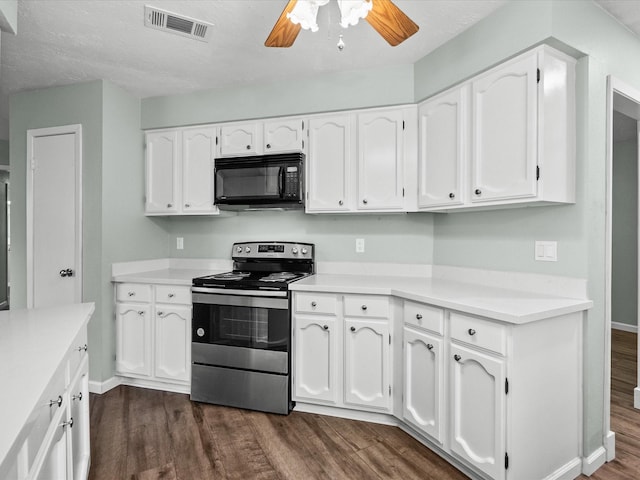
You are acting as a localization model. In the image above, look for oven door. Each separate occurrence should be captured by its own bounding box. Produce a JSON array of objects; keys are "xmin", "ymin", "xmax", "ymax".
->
[{"xmin": 192, "ymin": 291, "xmax": 290, "ymax": 374}]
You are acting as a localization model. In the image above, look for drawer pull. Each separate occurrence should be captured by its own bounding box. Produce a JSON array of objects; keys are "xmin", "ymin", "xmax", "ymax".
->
[
  {"xmin": 158, "ymin": 311, "xmax": 164, "ymax": 317},
  {"xmin": 416, "ymin": 313, "xmax": 423, "ymax": 320},
  {"xmin": 311, "ymin": 301, "xmax": 317, "ymax": 307},
  {"xmin": 454, "ymin": 354, "xmax": 462, "ymax": 362},
  {"xmin": 72, "ymin": 392, "xmax": 83, "ymax": 402},
  {"xmin": 427, "ymin": 344, "xmax": 434, "ymax": 350},
  {"xmin": 468, "ymin": 328, "xmax": 476, "ymax": 336},
  {"xmin": 361, "ymin": 305, "xmax": 367, "ymax": 311},
  {"xmin": 77, "ymin": 344, "xmax": 88, "ymax": 352},
  {"xmin": 168, "ymin": 293, "xmax": 175, "ymax": 298},
  {"xmin": 474, "ymin": 189, "xmax": 482, "ymax": 196},
  {"xmin": 61, "ymin": 418, "xmax": 74, "ymax": 429},
  {"xmin": 138, "ymin": 310, "xmax": 145, "ymax": 316},
  {"xmin": 246, "ymin": 145, "xmax": 251, "ymax": 150},
  {"xmin": 128, "ymin": 291, "xmax": 135, "ymax": 297},
  {"xmin": 449, "ymin": 192, "xmax": 455, "ymax": 199},
  {"xmin": 49, "ymin": 395, "xmax": 63, "ymax": 408},
  {"xmin": 323, "ymin": 325, "xmax": 329, "ymax": 330},
  {"xmin": 350, "ymin": 326, "xmax": 356, "ymax": 332}
]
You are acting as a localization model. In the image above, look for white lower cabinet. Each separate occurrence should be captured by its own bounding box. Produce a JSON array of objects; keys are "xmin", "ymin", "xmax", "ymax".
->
[{"xmin": 115, "ymin": 282, "xmax": 192, "ymax": 390}]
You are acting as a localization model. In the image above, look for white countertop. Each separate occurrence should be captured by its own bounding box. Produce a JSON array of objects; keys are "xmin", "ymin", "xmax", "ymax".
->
[
  {"xmin": 290, "ymin": 274, "xmax": 592, "ymax": 324},
  {"xmin": 0, "ymin": 303, "xmax": 95, "ymax": 467},
  {"xmin": 112, "ymin": 268, "xmax": 224, "ymax": 285}
]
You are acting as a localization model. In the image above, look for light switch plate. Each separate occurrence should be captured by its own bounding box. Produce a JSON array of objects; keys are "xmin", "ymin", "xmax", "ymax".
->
[
  {"xmin": 535, "ymin": 241, "xmax": 557, "ymax": 262},
  {"xmin": 356, "ymin": 238, "xmax": 365, "ymax": 253},
  {"xmin": 177, "ymin": 237, "xmax": 184, "ymax": 250}
]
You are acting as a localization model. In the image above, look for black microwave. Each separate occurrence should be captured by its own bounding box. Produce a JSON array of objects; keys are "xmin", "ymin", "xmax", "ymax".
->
[{"xmin": 214, "ymin": 152, "xmax": 304, "ymax": 210}]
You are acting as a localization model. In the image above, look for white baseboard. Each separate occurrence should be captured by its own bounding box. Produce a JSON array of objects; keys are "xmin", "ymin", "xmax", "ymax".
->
[
  {"xmin": 635, "ymin": 388, "xmax": 640, "ymax": 409},
  {"xmin": 605, "ymin": 430, "xmax": 616, "ymax": 462},
  {"xmin": 582, "ymin": 446, "xmax": 607, "ymax": 476},
  {"xmin": 89, "ymin": 376, "xmax": 121, "ymax": 394},
  {"xmin": 294, "ymin": 402, "xmax": 398, "ymax": 426},
  {"xmin": 611, "ymin": 321, "xmax": 638, "ymax": 333}
]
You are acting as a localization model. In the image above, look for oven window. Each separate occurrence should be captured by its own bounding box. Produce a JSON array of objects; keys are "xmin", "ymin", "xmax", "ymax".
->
[
  {"xmin": 193, "ymin": 303, "xmax": 289, "ymax": 351},
  {"xmin": 216, "ymin": 166, "xmax": 281, "ymax": 199}
]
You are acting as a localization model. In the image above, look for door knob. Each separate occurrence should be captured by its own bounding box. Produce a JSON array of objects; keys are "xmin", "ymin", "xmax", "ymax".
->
[{"xmin": 59, "ymin": 268, "xmax": 74, "ymax": 277}]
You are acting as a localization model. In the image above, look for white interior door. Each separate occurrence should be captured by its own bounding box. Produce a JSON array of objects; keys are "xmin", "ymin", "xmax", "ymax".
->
[{"xmin": 27, "ymin": 125, "xmax": 82, "ymax": 308}]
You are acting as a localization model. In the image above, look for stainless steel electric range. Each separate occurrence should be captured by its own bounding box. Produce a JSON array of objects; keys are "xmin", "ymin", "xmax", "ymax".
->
[{"xmin": 190, "ymin": 241, "xmax": 314, "ymax": 415}]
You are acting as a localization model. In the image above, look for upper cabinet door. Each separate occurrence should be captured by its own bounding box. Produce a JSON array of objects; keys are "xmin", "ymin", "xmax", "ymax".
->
[
  {"xmin": 471, "ymin": 53, "xmax": 538, "ymax": 202},
  {"xmin": 182, "ymin": 127, "xmax": 218, "ymax": 214},
  {"xmin": 264, "ymin": 118, "xmax": 305, "ymax": 153},
  {"xmin": 145, "ymin": 130, "xmax": 180, "ymax": 214},
  {"xmin": 357, "ymin": 109, "xmax": 404, "ymax": 210},
  {"xmin": 418, "ymin": 86, "xmax": 467, "ymax": 208},
  {"xmin": 306, "ymin": 114, "xmax": 352, "ymax": 212},
  {"xmin": 219, "ymin": 122, "xmax": 261, "ymax": 157}
]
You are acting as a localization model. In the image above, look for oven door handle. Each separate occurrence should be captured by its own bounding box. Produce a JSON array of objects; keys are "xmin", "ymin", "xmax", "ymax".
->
[
  {"xmin": 192, "ymin": 291, "xmax": 289, "ymax": 309},
  {"xmin": 278, "ymin": 166, "xmax": 285, "ymax": 199}
]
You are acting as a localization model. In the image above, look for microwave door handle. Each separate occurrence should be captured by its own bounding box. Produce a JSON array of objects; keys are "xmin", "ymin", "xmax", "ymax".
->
[{"xmin": 278, "ymin": 166, "xmax": 285, "ymax": 199}]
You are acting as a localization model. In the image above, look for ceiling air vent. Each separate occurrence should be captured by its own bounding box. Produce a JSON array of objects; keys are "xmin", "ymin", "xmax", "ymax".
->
[{"xmin": 144, "ymin": 5, "xmax": 213, "ymax": 42}]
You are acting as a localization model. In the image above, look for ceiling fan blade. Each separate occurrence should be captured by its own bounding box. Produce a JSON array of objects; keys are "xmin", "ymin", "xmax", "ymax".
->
[
  {"xmin": 265, "ymin": 0, "xmax": 302, "ymax": 47},
  {"xmin": 365, "ymin": 0, "xmax": 419, "ymax": 46}
]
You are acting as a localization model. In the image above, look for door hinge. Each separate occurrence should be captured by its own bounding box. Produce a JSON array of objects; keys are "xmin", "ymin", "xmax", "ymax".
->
[
  {"xmin": 402, "ymin": 188, "xmax": 405, "ymax": 197},
  {"xmin": 389, "ymin": 334, "xmax": 391, "ymax": 345},
  {"xmin": 505, "ymin": 452, "xmax": 509, "ymax": 470},
  {"xmin": 537, "ymin": 68, "xmax": 541, "ymax": 84},
  {"xmin": 215, "ymin": 136, "xmax": 219, "ymax": 145},
  {"xmin": 505, "ymin": 378, "xmax": 509, "ymax": 395},
  {"xmin": 302, "ymin": 120, "xmax": 305, "ymax": 130},
  {"xmin": 402, "ymin": 120, "xmax": 405, "ymax": 130},
  {"xmin": 389, "ymin": 385, "xmax": 391, "ymax": 396},
  {"xmin": 536, "ymin": 165, "xmax": 540, "ymax": 181},
  {"xmin": 302, "ymin": 139, "xmax": 305, "ymax": 150}
]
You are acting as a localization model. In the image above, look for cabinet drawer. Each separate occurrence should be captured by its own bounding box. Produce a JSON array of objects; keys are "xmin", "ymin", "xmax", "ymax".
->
[
  {"xmin": 155, "ymin": 285, "xmax": 191, "ymax": 305},
  {"xmin": 116, "ymin": 283, "xmax": 151, "ymax": 303},
  {"xmin": 404, "ymin": 301, "xmax": 444, "ymax": 335},
  {"xmin": 295, "ymin": 292, "xmax": 337, "ymax": 315},
  {"xmin": 344, "ymin": 295, "xmax": 389, "ymax": 318},
  {"xmin": 450, "ymin": 312, "xmax": 507, "ymax": 355}
]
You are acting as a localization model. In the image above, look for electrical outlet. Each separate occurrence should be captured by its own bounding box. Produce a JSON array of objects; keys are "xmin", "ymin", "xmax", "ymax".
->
[
  {"xmin": 177, "ymin": 237, "xmax": 184, "ymax": 250},
  {"xmin": 535, "ymin": 241, "xmax": 557, "ymax": 261},
  {"xmin": 356, "ymin": 238, "xmax": 365, "ymax": 253}
]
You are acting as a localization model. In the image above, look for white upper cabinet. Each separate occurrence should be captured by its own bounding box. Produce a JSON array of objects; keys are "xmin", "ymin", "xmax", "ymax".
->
[
  {"xmin": 357, "ymin": 109, "xmax": 405, "ymax": 211},
  {"xmin": 418, "ymin": 86, "xmax": 467, "ymax": 208},
  {"xmin": 145, "ymin": 130, "xmax": 180, "ymax": 214},
  {"xmin": 306, "ymin": 114, "xmax": 353, "ymax": 212},
  {"xmin": 417, "ymin": 45, "xmax": 575, "ymax": 212},
  {"xmin": 219, "ymin": 117, "xmax": 305, "ymax": 157},
  {"xmin": 219, "ymin": 122, "xmax": 261, "ymax": 156},
  {"xmin": 471, "ymin": 53, "xmax": 538, "ymax": 202},
  {"xmin": 145, "ymin": 127, "xmax": 219, "ymax": 216},
  {"xmin": 264, "ymin": 118, "xmax": 305, "ymax": 153}
]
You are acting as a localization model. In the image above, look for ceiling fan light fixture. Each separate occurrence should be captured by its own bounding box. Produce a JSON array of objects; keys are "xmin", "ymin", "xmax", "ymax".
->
[
  {"xmin": 286, "ymin": 0, "xmax": 329, "ymax": 32},
  {"xmin": 337, "ymin": 0, "xmax": 372, "ymax": 28}
]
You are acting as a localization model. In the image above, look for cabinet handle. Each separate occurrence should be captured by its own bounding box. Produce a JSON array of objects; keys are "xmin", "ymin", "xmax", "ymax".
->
[
  {"xmin": 323, "ymin": 325, "xmax": 329, "ymax": 330},
  {"xmin": 72, "ymin": 392, "xmax": 83, "ymax": 402},
  {"xmin": 167, "ymin": 203, "xmax": 173, "ymax": 208},
  {"xmin": 338, "ymin": 200, "xmax": 344, "ymax": 206},
  {"xmin": 362, "ymin": 199, "xmax": 368, "ymax": 204},
  {"xmin": 350, "ymin": 326, "xmax": 356, "ymax": 332},
  {"xmin": 416, "ymin": 313, "xmax": 422, "ymax": 320},
  {"xmin": 168, "ymin": 293, "xmax": 175, "ymax": 298},
  {"xmin": 311, "ymin": 301, "xmax": 317, "ymax": 307},
  {"xmin": 128, "ymin": 291, "xmax": 135, "ymax": 297},
  {"xmin": 61, "ymin": 418, "xmax": 74, "ymax": 429},
  {"xmin": 184, "ymin": 204, "xmax": 190, "ymax": 208},
  {"xmin": 427, "ymin": 344, "xmax": 434, "ymax": 350},
  {"xmin": 468, "ymin": 328, "xmax": 476, "ymax": 336},
  {"xmin": 449, "ymin": 192, "xmax": 455, "ymax": 199},
  {"xmin": 246, "ymin": 145, "xmax": 251, "ymax": 150},
  {"xmin": 49, "ymin": 395, "xmax": 63, "ymax": 408},
  {"xmin": 158, "ymin": 311, "xmax": 164, "ymax": 316},
  {"xmin": 454, "ymin": 354, "xmax": 462, "ymax": 362},
  {"xmin": 474, "ymin": 189, "xmax": 481, "ymax": 196},
  {"xmin": 361, "ymin": 305, "xmax": 367, "ymax": 311},
  {"xmin": 266, "ymin": 143, "xmax": 271, "ymax": 149},
  {"xmin": 77, "ymin": 344, "xmax": 88, "ymax": 352},
  {"xmin": 138, "ymin": 310, "xmax": 144, "ymax": 315}
]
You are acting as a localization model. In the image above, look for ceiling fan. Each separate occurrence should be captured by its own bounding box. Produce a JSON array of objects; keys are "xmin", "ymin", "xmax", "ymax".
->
[{"xmin": 265, "ymin": 0, "xmax": 419, "ymax": 48}]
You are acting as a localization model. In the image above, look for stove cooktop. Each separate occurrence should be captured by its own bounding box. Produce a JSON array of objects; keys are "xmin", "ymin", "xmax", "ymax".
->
[{"xmin": 192, "ymin": 270, "xmax": 311, "ymax": 291}]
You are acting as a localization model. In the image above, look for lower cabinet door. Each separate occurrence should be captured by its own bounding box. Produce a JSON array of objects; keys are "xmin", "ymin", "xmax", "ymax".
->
[
  {"xmin": 33, "ymin": 411, "xmax": 69, "ymax": 480},
  {"xmin": 154, "ymin": 305, "xmax": 192, "ymax": 382},
  {"xmin": 69, "ymin": 362, "xmax": 90, "ymax": 480},
  {"xmin": 403, "ymin": 326, "xmax": 444, "ymax": 443},
  {"xmin": 116, "ymin": 303, "xmax": 152, "ymax": 376},
  {"xmin": 293, "ymin": 315, "xmax": 338, "ymax": 404},
  {"xmin": 344, "ymin": 319, "xmax": 390, "ymax": 411},
  {"xmin": 450, "ymin": 343, "xmax": 506, "ymax": 480}
]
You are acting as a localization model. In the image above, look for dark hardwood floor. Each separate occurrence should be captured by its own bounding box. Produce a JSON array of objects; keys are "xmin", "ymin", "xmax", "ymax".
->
[{"xmin": 89, "ymin": 330, "xmax": 639, "ymax": 480}]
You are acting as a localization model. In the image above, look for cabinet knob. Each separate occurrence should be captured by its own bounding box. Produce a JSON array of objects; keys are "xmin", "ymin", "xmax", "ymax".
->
[
  {"xmin": 427, "ymin": 344, "xmax": 434, "ymax": 350},
  {"xmin": 168, "ymin": 293, "xmax": 175, "ymax": 298},
  {"xmin": 61, "ymin": 418, "xmax": 74, "ymax": 429},
  {"xmin": 49, "ymin": 395, "xmax": 63, "ymax": 408},
  {"xmin": 416, "ymin": 313, "xmax": 422, "ymax": 320},
  {"xmin": 323, "ymin": 325, "xmax": 329, "ymax": 330},
  {"xmin": 362, "ymin": 199, "xmax": 368, "ymax": 204},
  {"xmin": 454, "ymin": 354, "xmax": 462, "ymax": 362},
  {"xmin": 468, "ymin": 328, "xmax": 476, "ymax": 336},
  {"xmin": 338, "ymin": 200, "xmax": 344, "ymax": 206},
  {"xmin": 266, "ymin": 143, "xmax": 271, "ymax": 149},
  {"xmin": 361, "ymin": 305, "xmax": 367, "ymax": 311},
  {"xmin": 167, "ymin": 203, "xmax": 173, "ymax": 208},
  {"xmin": 138, "ymin": 310, "xmax": 144, "ymax": 315},
  {"xmin": 128, "ymin": 291, "xmax": 135, "ymax": 297},
  {"xmin": 449, "ymin": 192, "xmax": 455, "ymax": 199},
  {"xmin": 77, "ymin": 344, "xmax": 88, "ymax": 352},
  {"xmin": 246, "ymin": 145, "xmax": 251, "ymax": 150},
  {"xmin": 72, "ymin": 392, "xmax": 83, "ymax": 402},
  {"xmin": 311, "ymin": 301, "xmax": 317, "ymax": 307},
  {"xmin": 158, "ymin": 311, "xmax": 164, "ymax": 316},
  {"xmin": 185, "ymin": 204, "xmax": 190, "ymax": 208},
  {"xmin": 474, "ymin": 189, "xmax": 481, "ymax": 196},
  {"xmin": 350, "ymin": 326, "xmax": 356, "ymax": 332}
]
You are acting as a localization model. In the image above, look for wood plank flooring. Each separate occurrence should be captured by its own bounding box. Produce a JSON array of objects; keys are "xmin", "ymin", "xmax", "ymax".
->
[{"xmin": 89, "ymin": 330, "xmax": 639, "ymax": 480}]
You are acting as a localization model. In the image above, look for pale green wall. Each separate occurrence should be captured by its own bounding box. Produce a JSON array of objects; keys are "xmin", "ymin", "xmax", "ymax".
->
[
  {"xmin": 0, "ymin": 139, "xmax": 8, "ymax": 165},
  {"xmin": 612, "ymin": 139, "xmax": 637, "ymax": 327}
]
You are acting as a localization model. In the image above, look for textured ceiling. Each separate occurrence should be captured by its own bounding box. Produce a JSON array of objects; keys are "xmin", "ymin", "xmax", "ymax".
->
[{"xmin": 0, "ymin": 0, "xmax": 639, "ymax": 142}]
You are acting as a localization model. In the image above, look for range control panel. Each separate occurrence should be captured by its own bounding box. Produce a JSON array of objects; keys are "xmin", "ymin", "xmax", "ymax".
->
[{"xmin": 231, "ymin": 241, "xmax": 314, "ymax": 260}]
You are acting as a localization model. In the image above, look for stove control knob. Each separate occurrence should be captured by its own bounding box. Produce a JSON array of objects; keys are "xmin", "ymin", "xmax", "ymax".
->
[
  {"xmin": 245, "ymin": 247, "xmax": 251, "ymax": 253},
  {"xmin": 292, "ymin": 248, "xmax": 299, "ymax": 254},
  {"xmin": 236, "ymin": 246, "xmax": 242, "ymax": 253},
  {"xmin": 196, "ymin": 328, "xmax": 205, "ymax": 337},
  {"xmin": 301, "ymin": 248, "xmax": 308, "ymax": 255}
]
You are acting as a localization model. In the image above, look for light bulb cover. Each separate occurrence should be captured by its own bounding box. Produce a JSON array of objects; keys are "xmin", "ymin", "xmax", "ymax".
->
[
  {"xmin": 337, "ymin": 0, "xmax": 372, "ymax": 28},
  {"xmin": 287, "ymin": 0, "xmax": 330, "ymax": 32}
]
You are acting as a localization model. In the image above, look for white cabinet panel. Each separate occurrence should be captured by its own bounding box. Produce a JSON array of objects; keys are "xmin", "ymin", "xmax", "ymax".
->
[
  {"xmin": 115, "ymin": 304, "xmax": 152, "ymax": 377},
  {"xmin": 403, "ymin": 327, "xmax": 443, "ymax": 443},
  {"xmin": 155, "ymin": 305, "xmax": 191, "ymax": 382},
  {"xmin": 182, "ymin": 127, "xmax": 216, "ymax": 213},
  {"xmin": 264, "ymin": 118, "xmax": 305, "ymax": 153},
  {"xmin": 145, "ymin": 130, "xmax": 179, "ymax": 214},
  {"xmin": 450, "ymin": 343, "xmax": 506, "ymax": 480},
  {"xmin": 294, "ymin": 315, "xmax": 339, "ymax": 404},
  {"xmin": 219, "ymin": 122, "xmax": 260, "ymax": 156},
  {"xmin": 306, "ymin": 114, "xmax": 352, "ymax": 212},
  {"xmin": 69, "ymin": 366, "xmax": 90, "ymax": 480},
  {"xmin": 471, "ymin": 53, "xmax": 538, "ymax": 202},
  {"xmin": 344, "ymin": 319, "xmax": 390, "ymax": 410}
]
